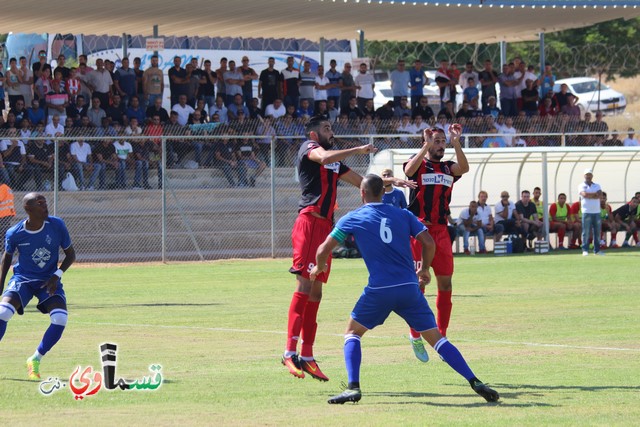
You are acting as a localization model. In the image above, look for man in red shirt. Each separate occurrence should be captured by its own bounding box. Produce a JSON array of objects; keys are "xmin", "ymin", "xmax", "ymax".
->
[
  {"xmin": 568, "ymin": 200, "xmax": 583, "ymax": 248},
  {"xmin": 403, "ymin": 125, "xmax": 469, "ymax": 361},
  {"xmin": 283, "ymin": 117, "xmax": 414, "ymax": 381}
]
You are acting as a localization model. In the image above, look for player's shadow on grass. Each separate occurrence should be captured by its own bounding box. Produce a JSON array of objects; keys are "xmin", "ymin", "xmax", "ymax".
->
[
  {"xmin": 367, "ymin": 391, "xmax": 555, "ymax": 407},
  {"xmin": 494, "ymin": 383, "xmax": 640, "ymax": 392},
  {"xmin": 68, "ymin": 302, "xmax": 221, "ymax": 309}
]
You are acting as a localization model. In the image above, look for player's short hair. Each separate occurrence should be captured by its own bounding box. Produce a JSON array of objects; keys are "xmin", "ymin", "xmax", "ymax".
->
[
  {"xmin": 381, "ymin": 168, "xmax": 394, "ymax": 177},
  {"xmin": 521, "ymin": 190, "xmax": 530, "ymax": 196},
  {"xmin": 559, "ymin": 193, "xmax": 567, "ymax": 198},
  {"xmin": 478, "ymin": 190, "xmax": 488, "ymax": 198},
  {"xmin": 305, "ymin": 116, "xmax": 329, "ymax": 138},
  {"xmin": 534, "ymin": 186, "xmax": 541, "ymax": 192},
  {"xmin": 362, "ymin": 174, "xmax": 384, "ymax": 198}
]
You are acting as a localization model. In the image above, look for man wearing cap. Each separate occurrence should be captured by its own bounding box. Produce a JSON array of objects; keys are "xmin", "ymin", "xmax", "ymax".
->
[{"xmin": 578, "ymin": 169, "xmax": 604, "ymax": 256}]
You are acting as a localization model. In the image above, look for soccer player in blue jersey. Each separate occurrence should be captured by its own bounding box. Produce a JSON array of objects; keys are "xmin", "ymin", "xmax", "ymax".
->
[
  {"xmin": 380, "ymin": 168, "xmax": 408, "ymax": 209},
  {"xmin": 310, "ymin": 174, "xmax": 499, "ymax": 404},
  {"xmin": 0, "ymin": 193, "xmax": 76, "ymax": 380}
]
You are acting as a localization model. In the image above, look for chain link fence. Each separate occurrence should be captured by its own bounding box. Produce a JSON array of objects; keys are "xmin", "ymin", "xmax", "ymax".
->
[{"xmin": 0, "ymin": 115, "xmax": 637, "ymax": 263}]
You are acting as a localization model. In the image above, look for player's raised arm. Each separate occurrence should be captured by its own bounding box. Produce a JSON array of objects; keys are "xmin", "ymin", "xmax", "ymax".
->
[
  {"xmin": 404, "ymin": 128, "xmax": 433, "ymax": 178},
  {"xmin": 449, "ymin": 123, "xmax": 470, "ymax": 176},
  {"xmin": 308, "ymin": 143, "xmax": 377, "ymax": 166}
]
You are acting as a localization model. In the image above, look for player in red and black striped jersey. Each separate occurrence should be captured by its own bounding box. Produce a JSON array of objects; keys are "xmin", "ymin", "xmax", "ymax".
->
[
  {"xmin": 283, "ymin": 117, "xmax": 415, "ymax": 381},
  {"xmin": 403, "ymin": 125, "xmax": 469, "ymax": 358}
]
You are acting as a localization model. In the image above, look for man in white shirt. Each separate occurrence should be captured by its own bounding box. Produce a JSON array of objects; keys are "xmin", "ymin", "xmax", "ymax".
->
[
  {"xmin": 477, "ymin": 190, "xmax": 504, "ymax": 243},
  {"xmin": 264, "ymin": 98, "xmax": 286, "ymax": 119},
  {"xmin": 494, "ymin": 117, "xmax": 517, "ymax": 147},
  {"xmin": 113, "ymin": 139, "xmax": 134, "ymax": 188},
  {"xmin": 355, "ymin": 63, "xmax": 375, "ymax": 110},
  {"xmin": 0, "ymin": 127, "xmax": 27, "ymax": 189},
  {"xmin": 45, "ymin": 115, "xmax": 65, "ymax": 145},
  {"xmin": 494, "ymin": 191, "xmax": 520, "ymax": 236},
  {"xmin": 622, "ymin": 128, "xmax": 639, "ymax": 146},
  {"xmin": 314, "ymin": 65, "xmax": 331, "ymax": 111},
  {"xmin": 172, "ymin": 94, "xmax": 195, "ymax": 126},
  {"xmin": 456, "ymin": 200, "xmax": 484, "ymax": 254},
  {"xmin": 458, "ymin": 62, "xmax": 479, "ymax": 91},
  {"xmin": 578, "ymin": 168, "xmax": 603, "ymax": 256},
  {"xmin": 70, "ymin": 139, "xmax": 102, "ymax": 190}
]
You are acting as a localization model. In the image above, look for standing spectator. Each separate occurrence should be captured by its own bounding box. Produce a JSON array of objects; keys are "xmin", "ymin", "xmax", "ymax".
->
[
  {"xmin": 339, "ymin": 63, "xmax": 357, "ymax": 112},
  {"xmin": 380, "ymin": 168, "xmax": 408, "ymax": 209},
  {"xmin": 0, "ymin": 63, "xmax": 6, "ymax": 118},
  {"xmin": 70, "ymin": 139, "xmax": 101, "ymax": 191},
  {"xmin": 478, "ymin": 59, "xmax": 498, "ymax": 109},
  {"xmin": 198, "ymin": 60, "xmax": 217, "ymax": 114},
  {"xmin": 538, "ymin": 63, "xmax": 556, "ymax": 98},
  {"xmin": 409, "ymin": 59, "xmax": 428, "ymax": 110},
  {"xmin": 325, "ymin": 59, "xmax": 341, "ymax": 108},
  {"xmin": 215, "ymin": 57, "xmax": 228, "ymax": 104},
  {"xmin": 354, "ymin": 63, "xmax": 375, "ymax": 111},
  {"xmin": 18, "ymin": 57, "xmax": 34, "ymax": 108},
  {"xmin": 114, "ymin": 57, "xmax": 137, "ymax": 106},
  {"xmin": 314, "ymin": 65, "xmax": 331, "ymax": 112},
  {"xmin": 168, "ymin": 56, "xmax": 188, "ymax": 107},
  {"xmin": 66, "ymin": 68, "xmax": 82, "ymax": 104},
  {"xmin": 578, "ymin": 169, "xmax": 603, "ymax": 255},
  {"xmin": 459, "ymin": 61, "xmax": 479, "ymax": 91},
  {"xmin": 521, "ymin": 79, "xmax": 539, "ymax": 116},
  {"xmin": 477, "ymin": 190, "xmax": 503, "ymax": 244},
  {"xmin": 143, "ymin": 55, "xmax": 164, "ymax": 109},
  {"xmin": 132, "ymin": 57, "xmax": 145, "ymax": 110},
  {"xmin": 258, "ymin": 57, "xmax": 282, "ymax": 113},
  {"xmin": 457, "ymin": 200, "xmax": 485, "ymax": 254},
  {"xmin": 390, "ymin": 59, "xmax": 410, "ymax": 107},
  {"xmin": 623, "ymin": 128, "xmax": 639, "ymax": 146},
  {"xmin": 239, "ymin": 56, "xmax": 258, "ymax": 106},
  {"xmin": 281, "ymin": 56, "xmax": 300, "ymax": 109},
  {"xmin": 561, "ymin": 94, "xmax": 581, "ymax": 117},
  {"xmin": 6, "ymin": 58, "xmax": 23, "ymax": 110},
  {"xmin": 31, "ymin": 50, "xmax": 49, "ymax": 91},
  {"xmin": 45, "ymin": 79, "xmax": 69, "ymax": 124},
  {"xmin": 435, "ymin": 59, "xmax": 454, "ymax": 109},
  {"xmin": 498, "ymin": 63, "xmax": 521, "ymax": 117},
  {"xmin": 87, "ymin": 59, "xmax": 113, "ymax": 111},
  {"xmin": 223, "ymin": 60, "xmax": 244, "ymax": 107},
  {"xmin": 514, "ymin": 62, "xmax": 537, "ymax": 112},
  {"xmin": 555, "ymin": 83, "xmax": 574, "ymax": 110},
  {"xmin": 298, "ymin": 60, "xmax": 316, "ymax": 108},
  {"xmin": 463, "ymin": 78, "xmax": 479, "ymax": 104}
]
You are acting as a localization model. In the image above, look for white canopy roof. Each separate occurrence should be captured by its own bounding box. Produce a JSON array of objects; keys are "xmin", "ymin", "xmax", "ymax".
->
[{"xmin": 2, "ymin": 0, "xmax": 639, "ymax": 43}]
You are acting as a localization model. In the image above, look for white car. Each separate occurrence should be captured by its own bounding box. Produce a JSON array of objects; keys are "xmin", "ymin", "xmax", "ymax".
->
[
  {"xmin": 554, "ymin": 77, "xmax": 626, "ymax": 115},
  {"xmin": 373, "ymin": 79, "xmax": 440, "ymax": 111}
]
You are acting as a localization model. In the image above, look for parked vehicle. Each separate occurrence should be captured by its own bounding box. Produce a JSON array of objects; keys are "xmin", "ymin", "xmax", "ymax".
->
[{"xmin": 554, "ymin": 77, "xmax": 626, "ymax": 115}]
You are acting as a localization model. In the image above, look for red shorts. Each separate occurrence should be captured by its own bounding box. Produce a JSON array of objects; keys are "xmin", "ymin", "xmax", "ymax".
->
[
  {"xmin": 290, "ymin": 212, "xmax": 333, "ymax": 283},
  {"xmin": 411, "ymin": 225, "xmax": 454, "ymax": 277}
]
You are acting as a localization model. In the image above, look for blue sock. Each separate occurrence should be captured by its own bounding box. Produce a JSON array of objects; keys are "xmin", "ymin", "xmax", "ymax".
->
[
  {"xmin": 36, "ymin": 324, "xmax": 65, "ymax": 356},
  {"xmin": 344, "ymin": 334, "xmax": 362, "ymax": 387},
  {"xmin": 435, "ymin": 337, "xmax": 475, "ymax": 381},
  {"xmin": 0, "ymin": 320, "xmax": 7, "ymax": 341}
]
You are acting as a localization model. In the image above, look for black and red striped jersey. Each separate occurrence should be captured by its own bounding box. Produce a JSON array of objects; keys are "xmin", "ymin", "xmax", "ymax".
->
[
  {"xmin": 404, "ymin": 156, "xmax": 461, "ymax": 225},
  {"xmin": 297, "ymin": 140, "xmax": 350, "ymax": 219}
]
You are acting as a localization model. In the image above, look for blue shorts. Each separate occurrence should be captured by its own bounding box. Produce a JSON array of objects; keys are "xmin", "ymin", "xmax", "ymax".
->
[
  {"xmin": 2, "ymin": 276, "xmax": 66, "ymax": 315},
  {"xmin": 351, "ymin": 284, "xmax": 437, "ymax": 332}
]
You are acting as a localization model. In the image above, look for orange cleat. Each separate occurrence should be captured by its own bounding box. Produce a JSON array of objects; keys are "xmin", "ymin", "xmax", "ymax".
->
[
  {"xmin": 300, "ymin": 359, "xmax": 329, "ymax": 382},
  {"xmin": 282, "ymin": 355, "xmax": 305, "ymax": 379}
]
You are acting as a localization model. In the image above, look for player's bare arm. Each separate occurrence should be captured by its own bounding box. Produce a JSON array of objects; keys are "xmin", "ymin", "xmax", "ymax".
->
[
  {"xmin": 404, "ymin": 129, "xmax": 433, "ymax": 177},
  {"xmin": 42, "ymin": 245, "xmax": 76, "ymax": 297},
  {"xmin": 0, "ymin": 250, "xmax": 14, "ymax": 294},
  {"xmin": 308, "ymin": 143, "xmax": 377, "ymax": 166},
  {"xmin": 449, "ymin": 124, "xmax": 470, "ymax": 176},
  {"xmin": 415, "ymin": 230, "xmax": 435, "ymax": 289},
  {"xmin": 309, "ymin": 236, "xmax": 339, "ymax": 281}
]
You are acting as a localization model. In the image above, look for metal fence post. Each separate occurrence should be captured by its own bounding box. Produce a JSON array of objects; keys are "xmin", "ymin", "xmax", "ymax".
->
[
  {"xmin": 53, "ymin": 136, "xmax": 59, "ymax": 216},
  {"xmin": 161, "ymin": 136, "xmax": 167, "ymax": 263},
  {"xmin": 271, "ymin": 135, "xmax": 277, "ymax": 258}
]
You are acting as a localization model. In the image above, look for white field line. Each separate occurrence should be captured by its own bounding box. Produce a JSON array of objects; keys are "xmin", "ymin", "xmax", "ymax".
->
[{"xmin": 36, "ymin": 320, "xmax": 640, "ymax": 353}]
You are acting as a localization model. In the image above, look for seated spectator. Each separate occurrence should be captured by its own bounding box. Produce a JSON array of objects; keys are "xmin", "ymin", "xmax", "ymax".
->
[
  {"xmin": 247, "ymin": 97, "xmax": 262, "ymax": 119},
  {"xmin": 333, "ymin": 113, "xmax": 358, "ymax": 149},
  {"xmin": 125, "ymin": 117, "xmax": 143, "ymax": 136},
  {"xmin": 599, "ymin": 192, "xmax": 619, "ymax": 248},
  {"xmin": 146, "ymin": 96, "xmax": 170, "ymax": 124},
  {"xmin": 27, "ymin": 99, "xmax": 46, "ymax": 126},
  {"xmin": 494, "ymin": 116, "xmax": 516, "ymax": 147},
  {"xmin": 538, "ymin": 97, "xmax": 558, "ymax": 117},
  {"xmin": 623, "ymin": 128, "xmax": 639, "ymax": 146},
  {"xmin": 96, "ymin": 117, "xmax": 117, "ymax": 138},
  {"xmin": 393, "ymin": 97, "xmax": 412, "ymax": 118},
  {"xmin": 376, "ymin": 101, "xmax": 395, "ymax": 121},
  {"xmin": 132, "ymin": 138, "xmax": 156, "ymax": 189},
  {"xmin": 396, "ymin": 114, "xmax": 417, "ymax": 144},
  {"xmin": 125, "ymin": 95, "xmax": 146, "ymax": 124},
  {"xmin": 613, "ymin": 196, "xmax": 639, "ymax": 247},
  {"xmin": 482, "ymin": 127, "xmax": 506, "ymax": 148},
  {"xmin": 113, "ymin": 138, "xmax": 134, "ymax": 188},
  {"xmin": 380, "ymin": 168, "xmax": 407, "ymax": 209},
  {"xmin": 343, "ymin": 96, "xmax": 363, "ymax": 120},
  {"xmin": 211, "ymin": 131, "xmax": 247, "ymax": 187},
  {"xmin": 327, "ymin": 98, "xmax": 339, "ymax": 123},
  {"xmin": 555, "ymin": 83, "xmax": 574, "ymax": 110},
  {"xmin": 604, "ymin": 130, "xmax": 623, "ymax": 147},
  {"xmin": 482, "ymin": 96, "xmax": 501, "ymax": 119},
  {"xmin": 106, "ymin": 93, "xmax": 127, "ymax": 126},
  {"xmin": 66, "ymin": 95, "xmax": 88, "ymax": 124},
  {"xmin": 456, "ymin": 101, "xmax": 473, "ymax": 119},
  {"xmin": 477, "ymin": 190, "xmax": 503, "ymax": 244},
  {"xmin": 0, "ymin": 128, "xmax": 27, "ymax": 190},
  {"xmin": 456, "ymin": 200, "xmax": 485, "ymax": 254},
  {"xmin": 25, "ymin": 137, "xmax": 53, "ymax": 191},
  {"xmin": 494, "ymin": 191, "xmax": 520, "ymax": 235},
  {"xmin": 463, "ymin": 78, "xmax": 479, "ymax": 103},
  {"xmin": 235, "ymin": 134, "xmax": 266, "ymax": 187},
  {"xmin": 438, "ymin": 101, "xmax": 456, "ymax": 120},
  {"xmin": 549, "ymin": 193, "xmax": 579, "ymax": 249},
  {"xmin": 315, "ymin": 100, "xmax": 330, "ymax": 121},
  {"xmin": 172, "ymin": 94, "xmax": 195, "ymax": 126},
  {"xmin": 88, "ymin": 97, "xmax": 107, "ymax": 128},
  {"xmin": 70, "ymin": 139, "xmax": 102, "ymax": 190},
  {"xmin": 93, "ymin": 139, "xmax": 118, "ymax": 190},
  {"xmin": 515, "ymin": 189, "xmax": 543, "ymax": 247},
  {"xmin": 296, "ymin": 99, "xmax": 314, "ymax": 120},
  {"xmin": 434, "ymin": 114, "xmax": 451, "ymax": 141},
  {"xmin": 361, "ymin": 99, "xmax": 376, "ymax": 118},
  {"xmin": 265, "ymin": 98, "xmax": 286, "ymax": 119},
  {"xmin": 560, "ymin": 94, "xmax": 581, "ymax": 117},
  {"xmin": 413, "ymin": 115, "xmax": 428, "ymax": 133},
  {"xmin": 255, "ymin": 116, "xmax": 277, "ymax": 164},
  {"xmin": 9, "ymin": 99, "xmax": 28, "ymax": 127},
  {"xmin": 412, "ymin": 96, "xmax": 434, "ymax": 121}
]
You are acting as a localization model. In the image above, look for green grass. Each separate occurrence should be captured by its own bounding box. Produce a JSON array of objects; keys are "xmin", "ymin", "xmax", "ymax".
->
[{"xmin": 1, "ymin": 251, "xmax": 639, "ymax": 426}]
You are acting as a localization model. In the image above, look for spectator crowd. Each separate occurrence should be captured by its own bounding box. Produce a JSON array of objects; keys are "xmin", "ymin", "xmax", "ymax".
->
[{"xmin": 0, "ymin": 52, "xmax": 636, "ymax": 191}]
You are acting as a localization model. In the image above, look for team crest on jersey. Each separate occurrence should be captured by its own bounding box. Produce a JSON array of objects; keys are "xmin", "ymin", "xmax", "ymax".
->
[
  {"xmin": 46, "ymin": 234, "xmax": 52, "ymax": 245},
  {"xmin": 421, "ymin": 173, "xmax": 454, "ymax": 187},
  {"xmin": 324, "ymin": 162, "xmax": 340, "ymax": 173},
  {"xmin": 32, "ymin": 247, "xmax": 52, "ymax": 268},
  {"xmin": 443, "ymin": 164, "xmax": 451, "ymax": 175}
]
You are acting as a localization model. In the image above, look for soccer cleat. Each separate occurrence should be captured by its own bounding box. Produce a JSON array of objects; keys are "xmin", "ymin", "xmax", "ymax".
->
[
  {"xmin": 328, "ymin": 387, "xmax": 362, "ymax": 404},
  {"xmin": 595, "ymin": 251, "xmax": 605, "ymax": 256},
  {"xmin": 609, "ymin": 243, "xmax": 620, "ymax": 249},
  {"xmin": 281, "ymin": 354, "xmax": 305, "ymax": 379},
  {"xmin": 26, "ymin": 357, "xmax": 41, "ymax": 380},
  {"xmin": 470, "ymin": 379, "xmax": 500, "ymax": 402},
  {"xmin": 410, "ymin": 337, "xmax": 430, "ymax": 363},
  {"xmin": 557, "ymin": 245, "xmax": 568, "ymax": 250},
  {"xmin": 622, "ymin": 242, "xmax": 630, "ymax": 248},
  {"xmin": 582, "ymin": 251, "xmax": 589, "ymax": 256},
  {"xmin": 463, "ymin": 249, "xmax": 471, "ymax": 255},
  {"xmin": 300, "ymin": 358, "xmax": 329, "ymax": 382}
]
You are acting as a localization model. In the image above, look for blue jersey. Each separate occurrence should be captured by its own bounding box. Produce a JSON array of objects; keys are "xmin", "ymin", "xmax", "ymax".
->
[
  {"xmin": 5, "ymin": 216, "xmax": 72, "ymax": 282},
  {"xmin": 382, "ymin": 188, "xmax": 407, "ymax": 209},
  {"xmin": 331, "ymin": 203, "xmax": 426, "ymax": 289}
]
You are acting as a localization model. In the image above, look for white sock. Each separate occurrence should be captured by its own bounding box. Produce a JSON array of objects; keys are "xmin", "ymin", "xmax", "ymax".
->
[
  {"xmin": 284, "ymin": 350, "xmax": 296, "ymax": 358},
  {"xmin": 32, "ymin": 350, "xmax": 44, "ymax": 361}
]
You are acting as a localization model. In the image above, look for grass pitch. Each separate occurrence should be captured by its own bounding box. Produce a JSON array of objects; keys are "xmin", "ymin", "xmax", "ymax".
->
[{"xmin": 1, "ymin": 251, "xmax": 639, "ymax": 426}]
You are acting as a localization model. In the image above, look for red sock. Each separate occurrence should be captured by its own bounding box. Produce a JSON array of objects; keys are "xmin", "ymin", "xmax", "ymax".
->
[
  {"xmin": 436, "ymin": 290, "xmax": 453, "ymax": 337},
  {"xmin": 634, "ymin": 231, "xmax": 638, "ymax": 243},
  {"xmin": 558, "ymin": 227, "xmax": 565, "ymax": 244},
  {"xmin": 409, "ymin": 287, "xmax": 425, "ymax": 339},
  {"xmin": 300, "ymin": 300, "xmax": 320, "ymax": 358},
  {"xmin": 286, "ymin": 292, "xmax": 309, "ymax": 353}
]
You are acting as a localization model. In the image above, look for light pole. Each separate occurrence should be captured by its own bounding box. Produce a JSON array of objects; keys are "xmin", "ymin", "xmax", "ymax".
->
[{"xmin": 357, "ymin": 29, "xmax": 365, "ymax": 58}]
